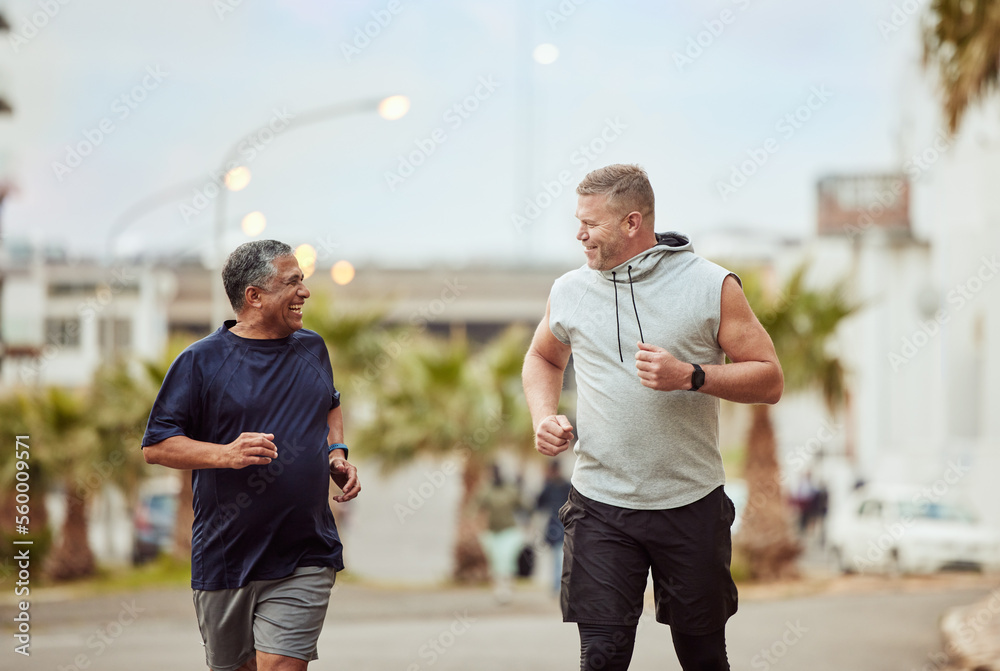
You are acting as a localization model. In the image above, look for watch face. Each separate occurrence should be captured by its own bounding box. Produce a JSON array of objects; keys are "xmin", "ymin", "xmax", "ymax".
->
[{"xmin": 692, "ymin": 369, "xmax": 705, "ymax": 389}]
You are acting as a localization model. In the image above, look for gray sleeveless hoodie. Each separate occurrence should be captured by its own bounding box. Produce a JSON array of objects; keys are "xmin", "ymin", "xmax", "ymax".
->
[{"xmin": 549, "ymin": 232, "xmax": 736, "ymax": 509}]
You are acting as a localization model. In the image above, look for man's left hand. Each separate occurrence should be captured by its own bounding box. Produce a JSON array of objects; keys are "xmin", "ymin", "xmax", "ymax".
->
[
  {"xmin": 329, "ymin": 455, "xmax": 361, "ymax": 503},
  {"xmin": 635, "ymin": 342, "xmax": 691, "ymax": 391}
]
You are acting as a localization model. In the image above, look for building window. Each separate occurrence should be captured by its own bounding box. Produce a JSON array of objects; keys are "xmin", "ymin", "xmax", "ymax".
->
[
  {"xmin": 44, "ymin": 317, "xmax": 82, "ymax": 348},
  {"xmin": 99, "ymin": 318, "xmax": 132, "ymax": 351}
]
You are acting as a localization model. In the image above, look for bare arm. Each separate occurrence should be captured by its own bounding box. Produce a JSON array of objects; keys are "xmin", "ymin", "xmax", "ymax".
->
[
  {"xmin": 522, "ymin": 299, "xmax": 576, "ymax": 456},
  {"xmin": 634, "ymin": 274, "xmax": 784, "ymax": 404},
  {"xmin": 143, "ymin": 432, "xmax": 278, "ymax": 470},
  {"xmin": 326, "ymin": 404, "xmax": 360, "ymax": 502}
]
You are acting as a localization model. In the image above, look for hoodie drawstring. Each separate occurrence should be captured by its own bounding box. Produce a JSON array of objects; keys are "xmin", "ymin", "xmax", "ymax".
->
[
  {"xmin": 628, "ymin": 265, "xmax": 644, "ymax": 343},
  {"xmin": 612, "ymin": 266, "xmax": 644, "ymax": 363},
  {"xmin": 612, "ymin": 271, "xmax": 623, "ymax": 362}
]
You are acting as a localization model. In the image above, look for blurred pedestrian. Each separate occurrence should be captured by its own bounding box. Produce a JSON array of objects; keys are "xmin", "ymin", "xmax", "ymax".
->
[
  {"xmin": 523, "ymin": 165, "xmax": 783, "ymax": 671},
  {"xmin": 475, "ymin": 463, "xmax": 524, "ymax": 603},
  {"xmin": 142, "ymin": 240, "xmax": 360, "ymax": 671},
  {"xmin": 536, "ymin": 460, "xmax": 572, "ymax": 596}
]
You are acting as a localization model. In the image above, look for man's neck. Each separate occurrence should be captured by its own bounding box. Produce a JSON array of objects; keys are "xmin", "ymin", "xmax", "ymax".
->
[{"xmin": 230, "ymin": 318, "xmax": 290, "ymax": 340}]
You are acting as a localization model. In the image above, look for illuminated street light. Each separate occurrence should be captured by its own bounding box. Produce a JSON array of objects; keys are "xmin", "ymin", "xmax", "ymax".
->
[
  {"xmin": 295, "ymin": 243, "xmax": 317, "ymax": 279},
  {"xmin": 378, "ymin": 95, "xmax": 411, "ymax": 121},
  {"xmin": 240, "ymin": 211, "xmax": 266, "ymax": 237},
  {"xmin": 331, "ymin": 260, "xmax": 355, "ymax": 285},
  {"xmin": 532, "ymin": 43, "xmax": 559, "ymax": 65},
  {"xmin": 224, "ymin": 166, "xmax": 252, "ymax": 191},
  {"xmin": 210, "ymin": 95, "xmax": 409, "ymax": 324}
]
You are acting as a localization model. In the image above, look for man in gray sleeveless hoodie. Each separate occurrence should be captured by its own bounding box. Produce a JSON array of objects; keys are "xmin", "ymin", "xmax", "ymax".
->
[{"xmin": 522, "ymin": 164, "xmax": 783, "ymax": 671}]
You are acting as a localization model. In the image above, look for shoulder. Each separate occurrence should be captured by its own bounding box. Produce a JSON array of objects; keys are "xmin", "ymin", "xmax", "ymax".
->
[
  {"xmin": 291, "ymin": 328, "xmax": 327, "ymax": 349},
  {"xmin": 551, "ymin": 264, "xmax": 595, "ymax": 301},
  {"xmin": 173, "ymin": 330, "xmax": 231, "ymax": 365}
]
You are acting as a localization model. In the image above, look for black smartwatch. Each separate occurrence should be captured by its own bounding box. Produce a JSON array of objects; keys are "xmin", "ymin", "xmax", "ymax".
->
[{"xmin": 688, "ymin": 363, "xmax": 705, "ymax": 392}]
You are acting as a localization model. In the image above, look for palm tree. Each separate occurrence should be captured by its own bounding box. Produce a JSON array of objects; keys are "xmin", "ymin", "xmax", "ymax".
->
[
  {"xmin": 923, "ymin": 0, "xmax": 1000, "ymax": 133},
  {"xmin": 89, "ymin": 361, "xmax": 160, "ymax": 528},
  {"xmin": 351, "ymin": 325, "xmax": 535, "ymax": 582},
  {"xmin": 29, "ymin": 386, "xmax": 101, "ymax": 581},
  {"xmin": 0, "ymin": 391, "xmax": 53, "ymax": 557},
  {"xmin": 734, "ymin": 264, "xmax": 858, "ymax": 580}
]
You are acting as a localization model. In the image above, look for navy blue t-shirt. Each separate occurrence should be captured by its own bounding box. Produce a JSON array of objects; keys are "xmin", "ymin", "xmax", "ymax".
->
[{"xmin": 141, "ymin": 321, "xmax": 344, "ymax": 590}]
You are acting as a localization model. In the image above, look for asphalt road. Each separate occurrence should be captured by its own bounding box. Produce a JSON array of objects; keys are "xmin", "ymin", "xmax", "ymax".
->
[{"xmin": 2, "ymin": 574, "xmax": 995, "ymax": 670}]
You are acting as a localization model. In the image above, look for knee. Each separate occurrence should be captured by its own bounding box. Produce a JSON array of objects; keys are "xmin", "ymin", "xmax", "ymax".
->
[{"xmin": 579, "ymin": 624, "xmax": 637, "ymax": 671}]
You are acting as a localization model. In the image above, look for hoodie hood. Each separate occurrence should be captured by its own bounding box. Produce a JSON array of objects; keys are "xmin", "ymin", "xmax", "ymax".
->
[
  {"xmin": 598, "ymin": 231, "xmax": 694, "ymax": 283},
  {"xmin": 595, "ymin": 231, "xmax": 694, "ymax": 362}
]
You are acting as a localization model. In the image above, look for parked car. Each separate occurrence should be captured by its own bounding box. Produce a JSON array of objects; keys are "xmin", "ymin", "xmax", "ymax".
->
[
  {"xmin": 132, "ymin": 476, "xmax": 179, "ymax": 565},
  {"xmin": 827, "ymin": 483, "xmax": 1000, "ymax": 575}
]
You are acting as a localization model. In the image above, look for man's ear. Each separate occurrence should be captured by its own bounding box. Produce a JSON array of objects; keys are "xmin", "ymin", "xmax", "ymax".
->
[
  {"xmin": 244, "ymin": 285, "xmax": 263, "ymax": 309},
  {"xmin": 624, "ymin": 211, "xmax": 643, "ymax": 237}
]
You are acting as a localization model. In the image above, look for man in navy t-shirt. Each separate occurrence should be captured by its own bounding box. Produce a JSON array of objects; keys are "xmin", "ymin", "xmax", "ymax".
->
[{"xmin": 142, "ymin": 239, "xmax": 360, "ymax": 671}]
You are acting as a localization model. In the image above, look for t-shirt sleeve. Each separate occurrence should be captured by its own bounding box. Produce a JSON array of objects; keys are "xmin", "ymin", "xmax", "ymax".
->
[
  {"xmin": 314, "ymin": 336, "xmax": 341, "ymax": 410},
  {"xmin": 141, "ymin": 350, "xmax": 200, "ymax": 448},
  {"xmin": 548, "ymin": 279, "xmax": 571, "ymax": 345}
]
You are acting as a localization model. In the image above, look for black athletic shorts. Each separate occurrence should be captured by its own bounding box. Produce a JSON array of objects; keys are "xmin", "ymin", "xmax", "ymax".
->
[{"xmin": 558, "ymin": 485, "xmax": 738, "ymax": 635}]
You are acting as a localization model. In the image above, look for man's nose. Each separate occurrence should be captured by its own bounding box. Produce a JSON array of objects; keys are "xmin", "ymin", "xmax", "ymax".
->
[
  {"xmin": 299, "ymin": 284, "xmax": 311, "ymax": 299},
  {"xmin": 576, "ymin": 225, "xmax": 587, "ymax": 241}
]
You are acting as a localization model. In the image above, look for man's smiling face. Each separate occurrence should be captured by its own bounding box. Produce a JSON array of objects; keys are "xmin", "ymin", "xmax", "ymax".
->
[
  {"xmin": 575, "ymin": 193, "xmax": 627, "ymax": 270},
  {"xmin": 256, "ymin": 255, "xmax": 310, "ymax": 337}
]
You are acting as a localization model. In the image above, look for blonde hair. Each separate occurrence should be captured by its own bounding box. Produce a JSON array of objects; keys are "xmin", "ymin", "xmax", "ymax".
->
[{"xmin": 576, "ymin": 164, "xmax": 655, "ymax": 225}]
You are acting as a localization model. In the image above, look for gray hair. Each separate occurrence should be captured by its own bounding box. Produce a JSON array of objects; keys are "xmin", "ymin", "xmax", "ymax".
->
[
  {"xmin": 222, "ymin": 240, "xmax": 293, "ymax": 313},
  {"xmin": 577, "ymin": 164, "xmax": 655, "ymax": 225}
]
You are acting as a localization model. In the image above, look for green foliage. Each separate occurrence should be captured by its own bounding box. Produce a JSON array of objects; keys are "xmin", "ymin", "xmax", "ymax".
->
[
  {"xmin": 304, "ymin": 294, "xmax": 534, "ymax": 471},
  {"xmin": 739, "ymin": 263, "xmax": 859, "ymax": 413},
  {"xmin": 923, "ymin": 0, "xmax": 1000, "ymax": 133}
]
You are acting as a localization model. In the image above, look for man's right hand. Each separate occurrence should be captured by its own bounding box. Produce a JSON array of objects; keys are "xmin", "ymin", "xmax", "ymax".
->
[
  {"xmin": 223, "ymin": 432, "xmax": 278, "ymax": 469},
  {"xmin": 535, "ymin": 415, "xmax": 575, "ymax": 456}
]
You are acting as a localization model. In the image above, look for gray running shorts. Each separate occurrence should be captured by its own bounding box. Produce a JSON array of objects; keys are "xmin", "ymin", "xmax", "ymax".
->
[{"xmin": 192, "ymin": 565, "xmax": 337, "ymax": 671}]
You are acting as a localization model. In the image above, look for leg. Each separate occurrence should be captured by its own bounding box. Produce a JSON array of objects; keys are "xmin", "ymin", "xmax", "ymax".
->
[
  {"xmin": 253, "ymin": 567, "xmax": 336, "ymax": 667},
  {"xmin": 255, "ymin": 651, "xmax": 308, "ymax": 671},
  {"xmin": 578, "ymin": 623, "xmax": 637, "ymax": 671},
  {"xmin": 670, "ymin": 627, "xmax": 730, "ymax": 671},
  {"xmin": 226, "ymin": 658, "xmax": 258, "ymax": 671}
]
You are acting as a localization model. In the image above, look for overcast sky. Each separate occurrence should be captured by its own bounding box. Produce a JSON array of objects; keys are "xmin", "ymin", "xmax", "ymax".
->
[{"xmin": 0, "ymin": 0, "xmax": 938, "ymax": 269}]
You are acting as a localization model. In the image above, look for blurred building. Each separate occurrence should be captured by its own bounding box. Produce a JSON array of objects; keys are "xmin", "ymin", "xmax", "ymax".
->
[
  {"xmin": 0, "ymin": 245, "xmax": 175, "ymax": 387},
  {"xmin": 0, "ymin": 245, "xmax": 566, "ymax": 389}
]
